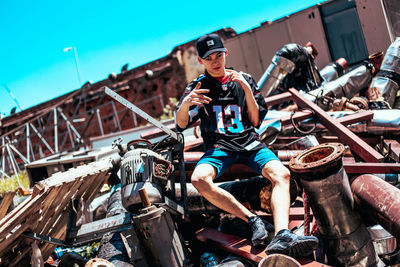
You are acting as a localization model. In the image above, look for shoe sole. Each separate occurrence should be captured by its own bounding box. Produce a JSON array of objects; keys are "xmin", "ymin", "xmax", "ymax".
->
[
  {"xmin": 253, "ymin": 231, "xmax": 275, "ymax": 247},
  {"xmin": 266, "ymin": 238, "xmax": 318, "ymax": 258},
  {"xmin": 252, "ymin": 233, "xmax": 270, "ymax": 247}
]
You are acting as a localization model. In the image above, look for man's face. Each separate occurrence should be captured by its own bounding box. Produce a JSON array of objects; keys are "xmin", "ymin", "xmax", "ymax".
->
[{"xmin": 198, "ymin": 51, "xmax": 227, "ymax": 77}]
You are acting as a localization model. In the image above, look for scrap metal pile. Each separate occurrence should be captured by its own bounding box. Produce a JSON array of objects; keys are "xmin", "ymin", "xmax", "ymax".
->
[{"xmin": 0, "ymin": 39, "xmax": 400, "ymax": 267}]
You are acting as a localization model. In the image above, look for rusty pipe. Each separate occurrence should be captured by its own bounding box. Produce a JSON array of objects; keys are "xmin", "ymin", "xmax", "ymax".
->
[
  {"xmin": 351, "ymin": 174, "xmax": 400, "ymax": 240},
  {"xmin": 289, "ymin": 143, "xmax": 379, "ymax": 266}
]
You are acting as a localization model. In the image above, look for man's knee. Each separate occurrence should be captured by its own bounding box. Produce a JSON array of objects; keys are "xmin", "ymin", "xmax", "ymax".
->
[
  {"xmin": 191, "ymin": 165, "xmax": 216, "ymax": 192},
  {"xmin": 262, "ymin": 160, "xmax": 291, "ymax": 184}
]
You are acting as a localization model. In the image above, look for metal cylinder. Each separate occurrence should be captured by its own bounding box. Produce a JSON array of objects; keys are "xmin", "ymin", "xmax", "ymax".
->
[
  {"xmin": 320, "ymin": 58, "xmax": 348, "ymax": 83},
  {"xmin": 132, "ymin": 205, "xmax": 189, "ymax": 267},
  {"xmin": 120, "ymin": 148, "xmax": 169, "ymax": 211},
  {"xmin": 368, "ymin": 37, "xmax": 400, "ymax": 108},
  {"xmin": 289, "ymin": 143, "xmax": 379, "ymax": 266},
  {"xmin": 305, "ymin": 64, "xmax": 373, "ymax": 110},
  {"xmin": 351, "ymin": 174, "xmax": 400, "ymax": 240},
  {"xmin": 258, "ymin": 54, "xmax": 296, "ymax": 97}
]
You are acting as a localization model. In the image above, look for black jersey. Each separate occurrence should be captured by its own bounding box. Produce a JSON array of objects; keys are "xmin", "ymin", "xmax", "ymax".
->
[{"xmin": 176, "ymin": 70, "xmax": 268, "ymax": 152}]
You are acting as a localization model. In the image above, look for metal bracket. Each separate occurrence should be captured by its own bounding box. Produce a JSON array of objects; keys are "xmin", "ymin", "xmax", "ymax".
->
[
  {"xmin": 22, "ymin": 231, "xmax": 71, "ymax": 247},
  {"xmin": 104, "ymin": 86, "xmax": 179, "ymax": 142}
]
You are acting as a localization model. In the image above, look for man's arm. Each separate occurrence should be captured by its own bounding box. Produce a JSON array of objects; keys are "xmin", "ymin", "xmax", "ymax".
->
[
  {"xmin": 176, "ymin": 82, "xmax": 211, "ymax": 129},
  {"xmin": 226, "ymin": 70, "xmax": 260, "ymax": 127}
]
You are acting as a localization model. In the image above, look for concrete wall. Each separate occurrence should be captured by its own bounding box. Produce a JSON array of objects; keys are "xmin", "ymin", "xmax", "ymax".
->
[
  {"xmin": 224, "ymin": 5, "xmax": 332, "ymax": 81},
  {"xmin": 356, "ymin": 0, "xmax": 392, "ymax": 55}
]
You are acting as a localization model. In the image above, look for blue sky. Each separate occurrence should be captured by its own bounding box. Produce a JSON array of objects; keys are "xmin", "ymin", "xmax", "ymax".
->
[{"xmin": 0, "ymin": 0, "xmax": 323, "ymax": 117}]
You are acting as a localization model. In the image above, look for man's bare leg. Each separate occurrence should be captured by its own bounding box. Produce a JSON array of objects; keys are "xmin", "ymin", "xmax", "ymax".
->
[
  {"xmin": 261, "ymin": 160, "xmax": 291, "ymax": 234},
  {"xmin": 191, "ymin": 163, "xmax": 270, "ymax": 246},
  {"xmin": 262, "ymin": 160, "xmax": 319, "ymax": 257},
  {"xmin": 191, "ymin": 163, "xmax": 254, "ymax": 222}
]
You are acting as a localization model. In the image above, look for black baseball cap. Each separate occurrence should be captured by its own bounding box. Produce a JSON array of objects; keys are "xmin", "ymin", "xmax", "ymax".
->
[{"xmin": 196, "ymin": 33, "xmax": 227, "ymax": 59}]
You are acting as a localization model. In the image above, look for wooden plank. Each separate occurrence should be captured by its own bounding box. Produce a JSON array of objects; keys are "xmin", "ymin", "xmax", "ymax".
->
[
  {"xmin": 36, "ymin": 185, "xmax": 64, "ymax": 227},
  {"xmin": 0, "ymin": 222, "xmax": 31, "ymax": 257},
  {"xmin": 0, "ymin": 191, "xmax": 16, "ymax": 220},
  {"xmin": 40, "ymin": 210, "xmax": 69, "ymax": 261},
  {"xmin": 38, "ymin": 185, "xmax": 74, "ymax": 235},
  {"xmin": 383, "ymin": 139, "xmax": 400, "ymax": 162},
  {"xmin": 288, "ymin": 88, "xmax": 384, "ymax": 162},
  {"xmin": 0, "ymin": 211, "xmax": 40, "ymax": 258},
  {"xmin": 0, "ymin": 160, "xmax": 113, "ymax": 265},
  {"xmin": 83, "ymin": 173, "xmax": 110, "ymax": 203},
  {"xmin": 39, "ymin": 178, "xmax": 85, "ymax": 235},
  {"xmin": 0, "ymin": 191, "xmax": 36, "ymax": 228},
  {"xmin": 0, "ymin": 192, "xmax": 47, "ymax": 240}
]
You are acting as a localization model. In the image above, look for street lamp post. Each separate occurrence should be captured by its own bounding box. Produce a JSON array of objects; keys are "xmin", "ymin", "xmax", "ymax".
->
[{"xmin": 64, "ymin": 46, "xmax": 82, "ymax": 86}]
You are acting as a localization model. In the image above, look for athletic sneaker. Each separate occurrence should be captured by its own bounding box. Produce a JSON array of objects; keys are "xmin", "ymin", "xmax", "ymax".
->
[
  {"xmin": 265, "ymin": 229, "xmax": 319, "ymax": 258},
  {"xmin": 248, "ymin": 216, "xmax": 270, "ymax": 246}
]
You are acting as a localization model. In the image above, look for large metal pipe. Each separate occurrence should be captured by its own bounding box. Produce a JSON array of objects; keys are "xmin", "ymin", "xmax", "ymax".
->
[
  {"xmin": 367, "ymin": 38, "xmax": 400, "ymax": 109},
  {"xmin": 132, "ymin": 197, "xmax": 189, "ymax": 266},
  {"xmin": 319, "ymin": 58, "xmax": 348, "ymax": 83},
  {"xmin": 258, "ymin": 43, "xmax": 323, "ymax": 97},
  {"xmin": 258, "ymin": 55, "xmax": 295, "ymax": 97},
  {"xmin": 289, "ymin": 143, "xmax": 379, "ymax": 266},
  {"xmin": 350, "ymin": 174, "xmax": 400, "ymax": 240},
  {"xmin": 305, "ymin": 63, "xmax": 373, "ymax": 110}
]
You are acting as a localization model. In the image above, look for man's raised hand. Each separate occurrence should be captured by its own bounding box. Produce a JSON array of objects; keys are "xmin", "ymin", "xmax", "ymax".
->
[{"xmin": 183, "ymin": 82, "xmax": 212, "ymax": 107}]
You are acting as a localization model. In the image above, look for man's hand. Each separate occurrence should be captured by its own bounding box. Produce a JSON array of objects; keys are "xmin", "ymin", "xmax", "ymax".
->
[
  {"xmin": 225, "ymin": 69, "xmax": 251, "ymax": 93},
  {"xmin": 176, "ymin": 82, "xmax": 211, "ymax": 129},
  {"xmin": 181, "ymin": 82, "xmax": 212, "ymax": 108},
  {"xmin": 226, "ymin": 69, "xmax": 260, "ymax": 127}
]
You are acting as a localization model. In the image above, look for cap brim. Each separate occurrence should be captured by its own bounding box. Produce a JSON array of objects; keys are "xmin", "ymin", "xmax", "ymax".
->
[{"xmin": 201, "ymin": 48, "xmax": 227, "ymax": 59}]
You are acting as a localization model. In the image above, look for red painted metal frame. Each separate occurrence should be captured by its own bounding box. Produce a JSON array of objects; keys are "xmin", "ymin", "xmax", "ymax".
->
[
  {"xmin": 383, "ymin": 139, "xmax": 400, "ymax": 162},
  {"xmin": 264, "ymin": 92, "xmax": 293, "ymax": 106},
  {"xmin": 183, "ymin": 152, "xmax": 400, "ymax": 175},
  {"xmin": 280, "ymin": 110, "xmax": 374, "ymax": 127},
  {"xmin": 196, "ymin": 227, "xmax": 330, "ymax": 266},
  {"xmin": 288, "ymin": 88, "xmax": 384, "ymax": 163}
]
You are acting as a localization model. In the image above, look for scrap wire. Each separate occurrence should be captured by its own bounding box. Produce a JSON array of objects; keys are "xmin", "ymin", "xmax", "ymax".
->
[{"xmin": 289, "ymin": 108, "xmax": 317, "ymax": 135}]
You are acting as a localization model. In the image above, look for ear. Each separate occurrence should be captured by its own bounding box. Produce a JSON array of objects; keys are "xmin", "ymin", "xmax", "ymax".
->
[
  {"xmin": 197, "ymin": 56, "xmax": 204, "ymax": 65},
  {"xmin": 225, "ymin": 49, "xmax": 229, "ymax": 57}
]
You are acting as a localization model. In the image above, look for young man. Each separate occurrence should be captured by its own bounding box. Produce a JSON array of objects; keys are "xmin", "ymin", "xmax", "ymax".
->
[{"xmin": 175, "ymin": 33, "xmax": 318, "ymax": 257}]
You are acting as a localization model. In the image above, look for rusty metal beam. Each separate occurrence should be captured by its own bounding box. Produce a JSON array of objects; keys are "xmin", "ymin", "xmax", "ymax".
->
[
  {"xmin": 288, "ymin": 88, "xmax": 384, "ymax": 162},
  {"xmin": 182, "ymin": 161, "xmax": 400, "ymax": 180},
  {"xmin": 281, "ymin": 110, "xmax": 374, "ymax": 127},
  {"xmin": 196, "ymin": 227, "xmax": 330, "ymax": 266},
  {"xmin": 383, "ymin": 139, "xmax": 400, "ymax": 162},
  {"xmin": 341, "ymin": 162, "xmax": 400, "ymax": 174},
  {"xmin": 264, "ymin": 92, "xmax": 292, "ymax": 106},
  {"xmin": 273, "ymin": 136, "xmax": 380, "ymax": 146}
]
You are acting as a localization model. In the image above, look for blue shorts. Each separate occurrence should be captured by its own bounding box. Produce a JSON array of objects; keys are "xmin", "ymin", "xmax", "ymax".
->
[{"xmin": 196, "ymin": 147, "xmax": 279, "ymax": 178}]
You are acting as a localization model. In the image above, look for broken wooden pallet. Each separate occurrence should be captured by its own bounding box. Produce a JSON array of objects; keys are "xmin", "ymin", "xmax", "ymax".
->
[{"xmin": 0, "ymin": 159, "xmax": 112, "ymax": 266}]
